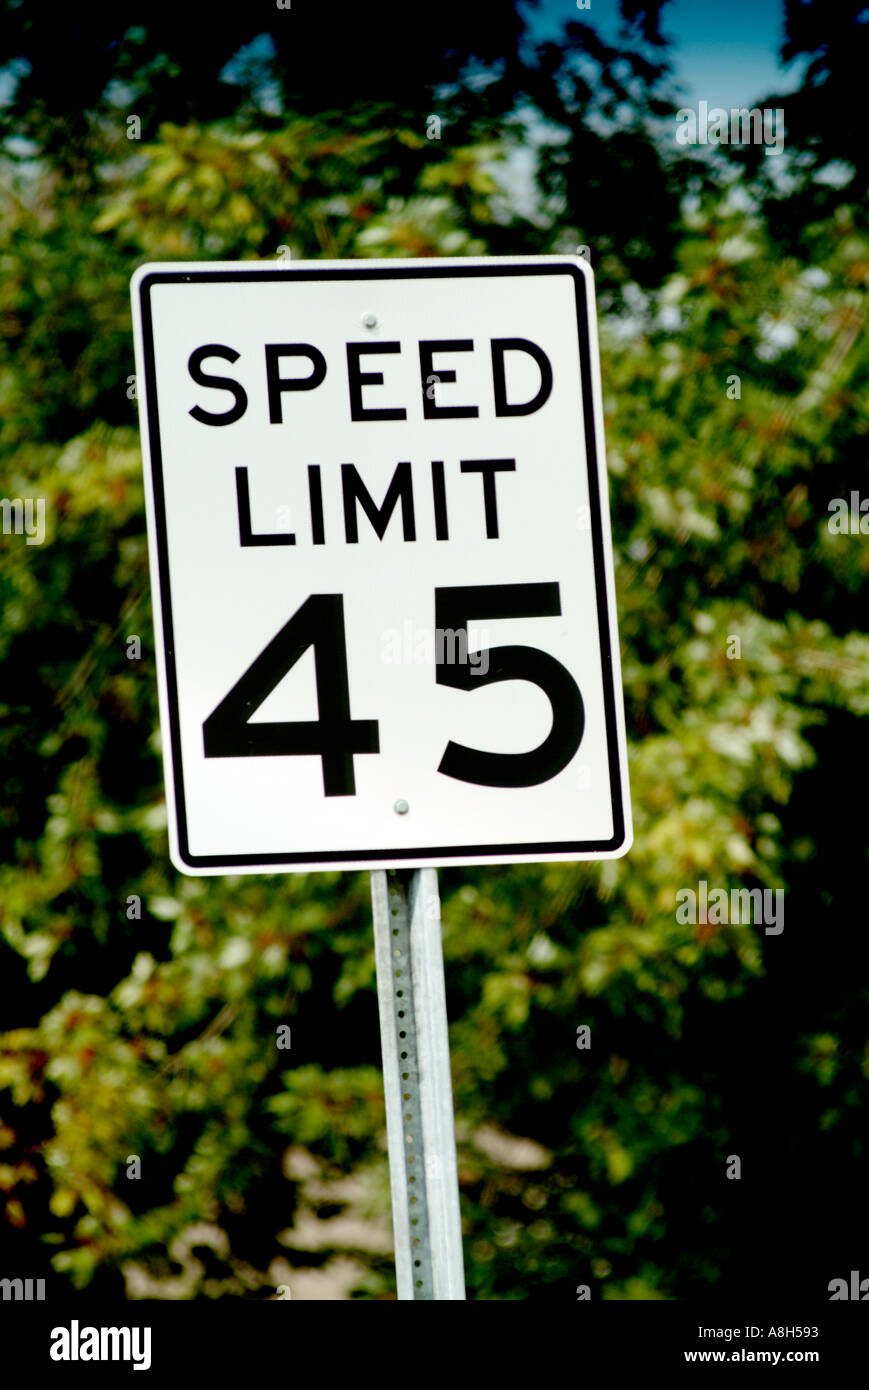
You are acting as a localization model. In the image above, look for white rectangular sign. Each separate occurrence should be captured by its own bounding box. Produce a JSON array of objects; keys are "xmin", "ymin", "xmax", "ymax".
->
[{"xmin": 131, "ymin": 255, "xmax": 631, "ymax": 874}]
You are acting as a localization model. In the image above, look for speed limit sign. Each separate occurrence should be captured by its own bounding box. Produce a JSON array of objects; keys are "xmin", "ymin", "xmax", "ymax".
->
[{"xmin": 131, "ymin": 256, "xmax": 631, "ymax": 873}]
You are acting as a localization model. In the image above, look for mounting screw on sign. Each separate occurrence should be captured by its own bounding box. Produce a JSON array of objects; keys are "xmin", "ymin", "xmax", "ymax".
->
[{"xmin": 130, "ymin": 254, "xmax": 631, "ymax": 874}]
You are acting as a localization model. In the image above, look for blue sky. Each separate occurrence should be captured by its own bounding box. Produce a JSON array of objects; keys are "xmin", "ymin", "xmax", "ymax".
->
[{"xmin": 528, "ymin": 0, "xmax": 804, "ymax": 108}]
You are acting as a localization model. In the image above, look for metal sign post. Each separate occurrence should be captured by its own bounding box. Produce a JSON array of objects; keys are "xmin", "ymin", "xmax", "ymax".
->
[{"xmin": 371, "ymin": 868, "xmax": 466, "ymax": 1300}]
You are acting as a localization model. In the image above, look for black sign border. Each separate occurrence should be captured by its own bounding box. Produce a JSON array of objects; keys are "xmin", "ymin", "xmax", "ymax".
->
[{"xmin": 136, "ymin": 263, "xmax": 628, "ymax": 869}]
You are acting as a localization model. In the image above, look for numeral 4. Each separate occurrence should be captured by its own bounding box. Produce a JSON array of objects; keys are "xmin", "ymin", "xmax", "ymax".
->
[{"xmin": 203, "ymin": 594, "xmax": 379, "ymax": 796}]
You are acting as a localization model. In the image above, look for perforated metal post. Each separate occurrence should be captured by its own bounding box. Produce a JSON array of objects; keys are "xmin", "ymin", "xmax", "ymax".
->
[{"xmin": 371, "ymin": 868, "xmax": 466, "ymax": 1300}]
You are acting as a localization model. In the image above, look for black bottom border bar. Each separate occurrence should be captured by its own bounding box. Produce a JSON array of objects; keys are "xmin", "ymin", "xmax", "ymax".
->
[{"xmin": 3, "ymin": 1299, "xmax": 864, "ymax": 1374}]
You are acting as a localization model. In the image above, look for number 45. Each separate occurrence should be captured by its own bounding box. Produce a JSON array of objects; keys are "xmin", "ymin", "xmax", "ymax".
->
[{"xmin": 203, "ymin": 584, "xmax": 584, "ymax": 795}]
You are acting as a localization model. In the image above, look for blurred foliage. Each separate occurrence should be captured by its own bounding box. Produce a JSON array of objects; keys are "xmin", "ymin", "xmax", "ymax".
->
[{"xmin": 1, "ymin": 1, "xmax": 869, "ymax": 1301}]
